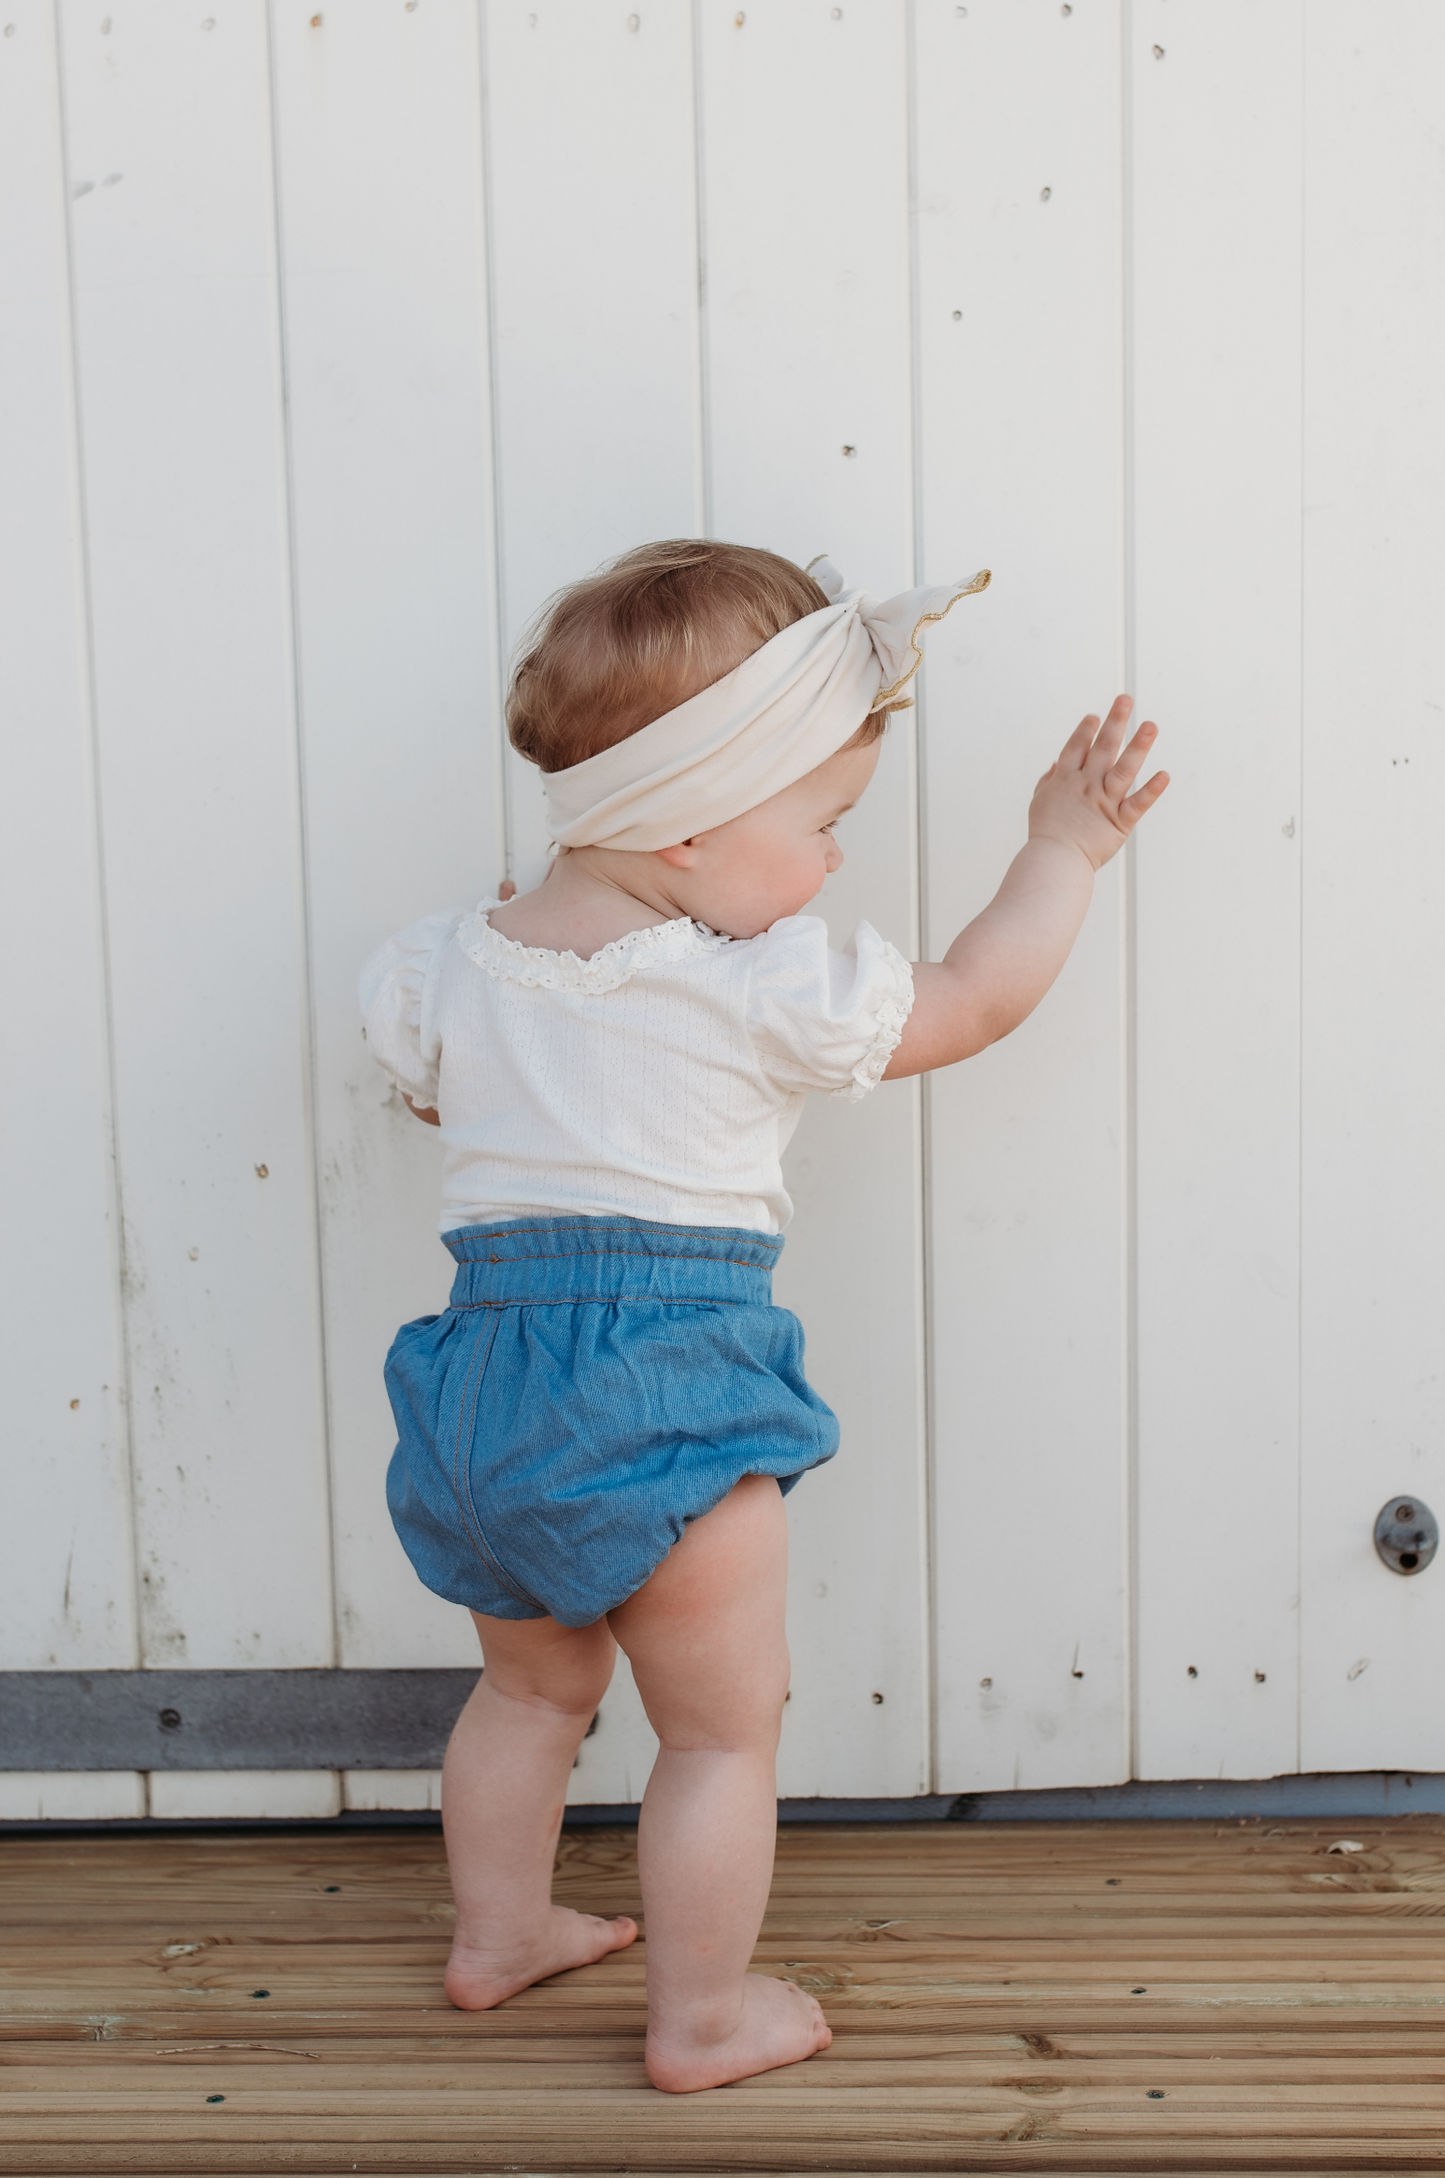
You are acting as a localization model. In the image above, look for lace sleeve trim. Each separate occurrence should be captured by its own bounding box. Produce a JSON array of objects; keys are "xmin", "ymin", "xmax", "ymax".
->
[
  {"xmin": 830, "ymin": 943, "xmax": 915, "ymax": 1103},
  {"xmin": 373, "ymin": 1064, "xmax": 437, "ymax": 1113}
]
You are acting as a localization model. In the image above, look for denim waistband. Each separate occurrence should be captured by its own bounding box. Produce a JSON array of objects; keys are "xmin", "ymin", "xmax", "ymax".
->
[{"xmin": 441, "ymin": 1216, "xmax": 781, "ymax": 1309}]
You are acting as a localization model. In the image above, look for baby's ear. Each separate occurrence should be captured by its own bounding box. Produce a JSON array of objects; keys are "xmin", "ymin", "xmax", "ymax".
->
[{"xmin": 653, "ymin": 842, "xmax": 698, "ymax": 868}]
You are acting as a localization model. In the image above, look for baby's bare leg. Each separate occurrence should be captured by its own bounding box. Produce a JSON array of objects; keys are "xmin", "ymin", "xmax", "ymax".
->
[
  {"xmin": 442, "ymin": 1610, "xmax": 637, "ymax": 2009},
  {"xmin": 608, "ymin": 1474, "xmax": 831, "ymax": 2093}
]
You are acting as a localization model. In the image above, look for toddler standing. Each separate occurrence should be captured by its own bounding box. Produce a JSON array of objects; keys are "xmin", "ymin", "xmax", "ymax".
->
[{"xmin": 361, "ymin": 540, "xmax": 1166, "ymax": 2091}]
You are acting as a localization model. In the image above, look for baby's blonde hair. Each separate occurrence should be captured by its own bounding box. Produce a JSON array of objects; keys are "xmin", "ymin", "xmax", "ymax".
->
[{"xmin": 507, "ymin": 539, "xmax": 888, "ymax": 774}]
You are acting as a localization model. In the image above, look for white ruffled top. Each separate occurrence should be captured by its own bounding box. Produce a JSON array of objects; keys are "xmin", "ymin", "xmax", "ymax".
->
[{"xmin": 360, "ymin": 903, "xmax": 914, "ymax": 1235}]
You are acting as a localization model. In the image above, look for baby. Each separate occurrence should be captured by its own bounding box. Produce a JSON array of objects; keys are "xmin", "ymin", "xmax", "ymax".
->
[{"xmin": 361, "ymin": 539, "xmax": 1166, "ymax": 2092}]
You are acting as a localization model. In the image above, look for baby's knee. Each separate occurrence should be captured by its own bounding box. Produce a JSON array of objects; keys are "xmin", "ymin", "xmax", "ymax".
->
[
  {"xmin": 482, "ymin": 1671, "xmax": 609, "ymax": 1727},
  {"xmin": 650, "ymin": 1650, "xmax": 791, "ymax": 1754},
  {"xmin": 474, "ymin": 1617, "xmax": 617, "ymax": 1723},
  {"xmin": 760, "ymin": 1653, "xmax": 792, "ymax": 1731}
]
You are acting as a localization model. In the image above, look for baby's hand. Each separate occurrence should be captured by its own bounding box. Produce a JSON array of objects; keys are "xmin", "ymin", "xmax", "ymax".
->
[{"xmin": 1028, "ymin": 696, "xmax": 1168, "ymax": 870}]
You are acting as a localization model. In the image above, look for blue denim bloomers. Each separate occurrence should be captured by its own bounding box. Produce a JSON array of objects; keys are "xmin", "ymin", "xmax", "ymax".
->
[{"xmin": 384, "ymin": 1215, "xmax": 838, "ymax": 1627}]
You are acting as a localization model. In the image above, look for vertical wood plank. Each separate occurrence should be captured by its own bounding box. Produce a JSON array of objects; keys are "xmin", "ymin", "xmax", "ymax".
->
[
  {"xmin": 484, "ymin": 0, "xmax": 704, "ymax": 890},
  {"xmin": 916, "ymin": 0, "xmax": 1130, "ymax": 1792},
  {"xmin": 700, "ymin": 0, "xmax": 930, "ymax": 1796},
  {"xmin": 0, "ymin": 1, "xmax": 137, "ymax": 1669},
  {"xmin": 270, "ymin": 0, "xmax": 505, "ymax": 1669},
  {"xmin": 60, "ymin": 0, "xmax": 332, "ymax": 1667},
  {"xmin": 1131, "ymin": 0, "xmax": 1304, "ymax": 1780},
  {"xmin": 701, "ymin": 1, "xmax": 914, "ymax": 594},
  {"xmin": 1299, "ymin": 1, "xmax": 1445, "ymax": 1772},
  {"xmin": 482, "ymin": 0, "xmax": 704, "ymax": 1800},
  {"xmin": 773, "ymin": 840, "xmax": 929, "ymax": 1798}
]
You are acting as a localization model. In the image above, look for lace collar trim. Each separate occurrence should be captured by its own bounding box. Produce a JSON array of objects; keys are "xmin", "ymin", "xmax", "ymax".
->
[{"xmin": 458, "ymin": 901, "xmax": 732, "ymax": 994}]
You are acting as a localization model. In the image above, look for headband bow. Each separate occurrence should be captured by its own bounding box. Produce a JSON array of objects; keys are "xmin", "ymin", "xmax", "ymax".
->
[{"xmin": 541, "ymin": 556, "xmax": 991, "ymax": 853}]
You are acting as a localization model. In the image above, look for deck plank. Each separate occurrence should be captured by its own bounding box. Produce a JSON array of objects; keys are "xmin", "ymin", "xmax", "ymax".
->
[{"xmin": 3, "ymin": 1821, "xmax": 1445, "ymax": 2172}]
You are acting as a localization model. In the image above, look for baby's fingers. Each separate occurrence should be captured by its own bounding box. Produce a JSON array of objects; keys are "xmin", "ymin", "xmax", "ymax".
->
[
  {"xmin": 1057, "ymin": 712, "xmax": 1101, "ymax": 770},
  {"xmin": 1119, "ymin": 768, "xmax": 1170, "ymax": 826},
  {"xmin": 1084, "ymin": 694, "xmax": 1135, "ymax": 775},
  {"xmin": 1104, "ymin": 718, "xmax": 1160, "ymax": 792}
]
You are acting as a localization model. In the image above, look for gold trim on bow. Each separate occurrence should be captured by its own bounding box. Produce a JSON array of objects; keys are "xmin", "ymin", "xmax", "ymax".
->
[{"xmin": 871, "ymin": 568, "xmax": 992, "ymax": 712}]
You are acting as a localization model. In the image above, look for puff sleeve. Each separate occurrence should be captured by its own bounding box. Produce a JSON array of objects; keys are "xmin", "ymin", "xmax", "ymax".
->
[
  {"xmin": 744, "ymin": 915, "xmax": 915, "ymax": 1102},
  {"xmin": 358, "ymin": 909, "xmax": 462, "ymax": 1112}
]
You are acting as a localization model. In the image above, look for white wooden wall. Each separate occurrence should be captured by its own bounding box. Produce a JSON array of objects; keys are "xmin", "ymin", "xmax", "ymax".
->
[{"xmin": 4, "ymin": 0, "xmax": 1444, "ymax": 1819}]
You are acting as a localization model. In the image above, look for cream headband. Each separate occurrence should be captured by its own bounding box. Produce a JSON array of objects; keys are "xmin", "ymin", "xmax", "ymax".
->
[{"xmin": 541, "ymin": 556, "xmax": 991, "ymax": 853}]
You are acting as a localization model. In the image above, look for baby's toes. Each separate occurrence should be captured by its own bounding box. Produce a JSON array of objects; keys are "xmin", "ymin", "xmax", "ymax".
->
[{"xmin": 591, "ymin": 1912, "xmax": 638, "ymax": 1957}]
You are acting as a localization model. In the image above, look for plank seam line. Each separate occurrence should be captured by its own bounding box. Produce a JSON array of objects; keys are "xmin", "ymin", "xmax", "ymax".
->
[
  {"xmin": 48, "ymin": 0, "xmax": 146, "ymax": 1700},
  {"xmin": 689, "ymin": 0, "xmax": 712, "ymax": 538},
  {"xmin": 902, "ymin": 0, "xmax": 940, "ymax": 1801},
  {"xmin": 473, "ymin": 0, "xmax": 514, "ymax": 887},
  {"xmin": 1119, "ymin": 0, "xmax": 1141, "ymax": 1789},
  {"xmin": 1294, "ymin": 0, "xmax": 1306, "ymax": 1783},
  {"xmin": 260, "ymin": 0, "xmax": 341, "ymax": 1676}
]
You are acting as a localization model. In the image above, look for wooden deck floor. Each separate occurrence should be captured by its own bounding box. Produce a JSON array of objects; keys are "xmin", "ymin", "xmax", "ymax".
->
[{"xmin": 2, "ymin": 1818, "xmax": 1444, "ymax": 2173}]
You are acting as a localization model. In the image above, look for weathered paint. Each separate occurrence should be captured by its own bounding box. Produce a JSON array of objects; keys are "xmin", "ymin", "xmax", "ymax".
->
[{"xmin": 5, "ymin": 0, "xmax": 1444, "ymax": 1809}]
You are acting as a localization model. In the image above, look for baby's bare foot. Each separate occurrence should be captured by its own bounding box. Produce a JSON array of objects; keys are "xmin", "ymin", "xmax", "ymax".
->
[
  {"xmin": 645, "ymin": 1972, "xmax": 832, "ymax": 2093},
  {"xmin": 445, "ymin": 1905, "xmax": 637, "ymax": 2010}
]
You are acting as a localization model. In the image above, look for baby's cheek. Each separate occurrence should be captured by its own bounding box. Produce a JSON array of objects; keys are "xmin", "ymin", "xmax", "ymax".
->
[{"xmin": 796, "ymin": 857, "xmax": 832, "ymax": 908}]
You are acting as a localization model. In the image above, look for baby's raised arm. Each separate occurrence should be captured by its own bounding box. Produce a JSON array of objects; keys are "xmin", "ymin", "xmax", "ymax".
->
[{"xmin": 884, "ymin": 696, "xmax": 1167, "ymax": 1079}]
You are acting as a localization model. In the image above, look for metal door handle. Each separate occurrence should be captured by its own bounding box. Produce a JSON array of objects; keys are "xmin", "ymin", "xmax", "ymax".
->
[{"xmin": 1374, "ymin": 1497, "xmax": 1438, "ymax": 1575}]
